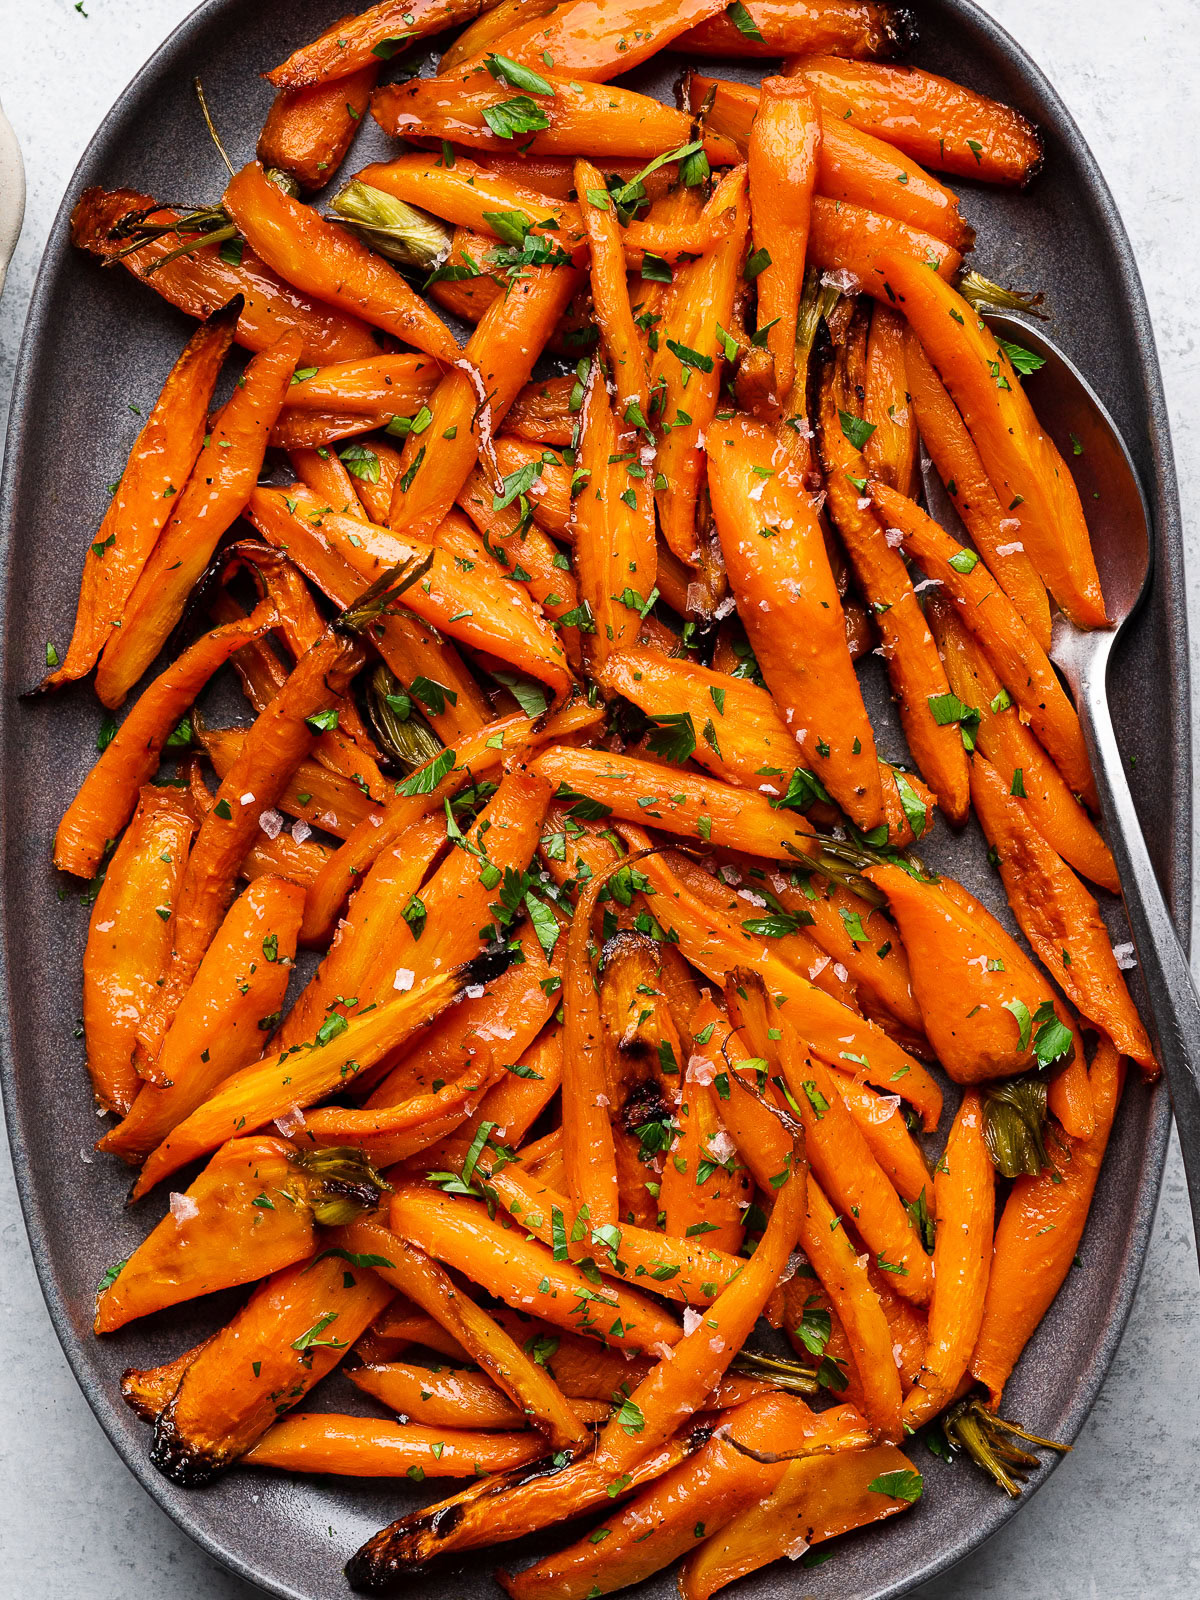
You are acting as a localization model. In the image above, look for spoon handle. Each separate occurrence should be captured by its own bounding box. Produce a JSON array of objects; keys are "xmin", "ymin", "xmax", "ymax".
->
[{"xmin": 1076, "ymin": 658, "xmax": 1200, "ymax": 1249}]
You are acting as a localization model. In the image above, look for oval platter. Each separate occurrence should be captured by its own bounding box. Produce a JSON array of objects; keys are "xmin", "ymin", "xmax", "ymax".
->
[{"xmin": 0, "ymin": 1, "xmax": 1190, "ymax": 1597}]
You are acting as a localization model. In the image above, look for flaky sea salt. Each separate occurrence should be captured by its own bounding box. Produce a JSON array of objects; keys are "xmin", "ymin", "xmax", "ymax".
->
[
  {"xmin": 683, "ymin": 1308, "xmax": 703, "ymax": 1335},
  {"xmin": 687, "ymin": 1053, "xmax": 716, "ymax": 1086},
  {"xmin": 291, "ymin": 818, "xmax": 312, "ymax": 844},
  {"xmin": 1112, "ymin": 942, "xmax": 1137, "ymax": 971},
  {"xmin": 258, "ymin": 809, "xmax": 284, "ymax": 840},
  {"xmin": 394, "ymin": 968, "xmax": 415, "ymax": 992},
  {"xmin": 885, "ymin": 526, "xmax": 905, "ymax": 548},
  {"xmin": 276, "ymin": 1104, "xmax": 307, "ymax": 1137},
  {"xmin": 996, "ymin": 541, "xmax": 1025, "ymax": 556},
  {"xmin": 240, "ymin": 792, "xmax": 256, "ymax": 806},
  {"xmin": 170, "ymin": 1191, "xmax": 199, "ymax": 1224},
  {"xmin": 465, "ymin": 984, "xmax": 486, "ymax": 999}
]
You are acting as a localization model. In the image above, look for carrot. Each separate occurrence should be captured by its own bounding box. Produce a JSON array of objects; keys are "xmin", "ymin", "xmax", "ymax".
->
[
  {"xmin": 99, "ymin": 875, "xmax": 304, "ymax": 1162},
  {"xmin": 299, "ymin": 1054, "xmax": 503, "ymax": 1168},
  {"xmin": 257, "ymin": 64, "xmax": 379, "ymax": 190},
  {"xmin": 442, "ymin": 0, "xmax": 563, "ymax": 71},
  {"xmin": 94, "ymin": 332, "xmax": 301, "ymax": 708},
  {"xmin": 279, "ymin": 353, "xmax": 441, "ymax": 415},
  {"xmin": 707, "ymin": 412, "xmax": 884, "ymax": 830},
  {"xmin": 348, "ymin": 1362, "xmax": 606, "ymax": 1431},
  {"xmin": 94, "ymin": 1136, "xmax": 314, "ymax": 1334},
  {"xmin": 150, "ymin": 1253, "xmax": 394, "ymax": 1483},
  {"xmin": 81, "ymin": 788, "xmax": 195, "ymax": 1115},
  {"xmin": 862, "ymin": 303, "xmax": 917, "ymax": 493},
  {"xmin": 492, "ymin": 435, "xmax": 574, "ymax": 537},
  {"xmin": 809, "ymin": 196, "xmax": 961, "ymax": 301},
  {"xmin": 829, "ymin": 1069, "xmax": 932, "ymax": 1206},
  {"xmin": 454, "ymin": 1018, "xmax": 563, "ymax": 1150},
  {"xmin": 879, "ymin": 252, "xmax": 1105, "ymax": 627},
  {"xmin": 454, "ymin": 464, "xmax": 583, "ymax": 646},
  {"xmin": 903, "ymin": 1091, "xmax": 993, "ymax": 1427},
  {"xmin": 574, "ymin": 159, "xmax": 648, "ymax": 415},
  {"xmin": 817, "ymin": 349, "xmax": 968, "ymax": 822},
  {"xmin": 120, "ymin": 1338, "xmax": 215, "ymax": 1423},
  {"xmin": 477, "ymin": 0, "xmax": 728, "ymax": 82},
  {"xmin": 46, "ymin": 301, "xmax": 239, "ymax": 687},
  {"xmin": 54, "ymin": 602, "xmax": 278, "ymax": 878},
  {"xmin": 270, "ymin": 409, "xmax": 394, "ymax": 449},
  {"xmin": 660, "ymin": 1073, "xmax": 750, "ymax": 1253},
  {"xmin": 267, "ymin": 0, "xmax": 491, "ymax": 87},
  {"xmin": 970, "ymin": 755, "xmax": 1155, "ymax": 1071},
  {"xmin": 69, "ymin": 187, "xmax": 381, "ymax": 364},
  {"xmin": 652, "ymin": 166, "xmax": 749, "ymax": 566},
  {"xmin": 371, "ymin": 69, "xmax": 741, "ymax": 164},
  {"xmin": 870, "ymin": 479, "xmax": 1099, "ymax": 808},
  {"xmin": 388, "ymin": 1182, "xmax": 683, "ymax": 1350},
  {"xmin": 289, "ymin": 446, "xmax": 367, "ymax": 519},
  {"xmin": 747, "ymin": 77, "xmax": 819, "ymax": 404},
  {"xmin": 679, "ymin": 0, "xmax": 911, "ymax": 59},
  {"xmin": 503, "ymin": 375, "xmax": 577, "ymax": 446},
  {"xmin": 677, "ymin": 1439, "xmax": 920, "ymax": 1599},
  {"xmin": 904, "ymin": 331, "xmax": 1051, "ymax": 646},
  {"xmin": 792, "ymin": 56, "xmax": 1043, "ymax": 185},
  {"xmin": 244, "ymin": 1413, "xmax": 548, "ymax": 1476},
  {"xmin": 972, "ymin": 1038, "xmax": 1124, "ymax": 1406}
]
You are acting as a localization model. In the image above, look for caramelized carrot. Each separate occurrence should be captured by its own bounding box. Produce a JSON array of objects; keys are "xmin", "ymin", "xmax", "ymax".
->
[
  {"xmin": 95, "ymin": 333, "xmax": 301, "ymax": 707},
  {"xmin": 707, "ymin": 412, "xmax": 884, "ymax": 830},
  {"xmin": 47, "ymin": 301, "xmax": 239, "ymax": 687},
  {"xmin": 267, "ymin": 0, "xmax": 491, "ymax": 87},
  {"xmin": 95, "ymin": 1136, "xmax": 313, "ymax": 1333},
  {"xmin": 100, "ymin": 875, "xmax": 304, "ymax": 1162},
  {"xmin": 862, "ymin": 303, "xmax": 917, "ymax": 493},
  {"xmin": 348, "ymin": 1361, "xmax": 605, "ymax": 1431},
  {"xmin": 454, "ymin": 465, "xmax": 583, "ymax": 645},
  {"xmin": 244, "ymin": 1413, "xmax": 548, "ymax": 1476},
  {"xmin": 289, "ymin": 446, "xmax": 367, "ymax": 518},
  {"xmin": 680, "ymin": 0, "xmax": 910, "ymax": 59},
  {"xmin": 441, "ymin": 0, "xmax": 563, "ymax": 71},
  {"xmin": 270, "ymin": 409, "xmax": 393, "ymax": 449},
  {"xmin": 257, "ymin": 65, "xmax": 379, "ymax": 191},
  {"xmin": 575, "ymin": 159, "xmax": 647, "ymax": 415},
  {"xmin": 503, "ymin": 375, "xmax": 577, "ymax": 446},
  {"xmin": 829, "ymin": 1068, "xmax": 932, "ymax": 1205},
  {"xmin": 809, "ymin": 196, "xmax": 961, "ymax": 300},
  {"xmin": 747, "ymin": 77, "xmax": 819, "ymax": 403},
  {"xmin": 903, "ymin": 1091, "xmax": 993, "ymax": 1427},
  {"xmin": 279, "ymin": 354, "xmax": 441, "ymax": 415},
  {"xmin": 479, "ymin": 0, "xmax": 728, "ymax": 82}
]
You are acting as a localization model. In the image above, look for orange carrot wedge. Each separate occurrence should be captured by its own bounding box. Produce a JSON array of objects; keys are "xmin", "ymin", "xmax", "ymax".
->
[
  {"xmin": 707, "ymin": 412, "xmax": 884, "ymax": 830},
  {"xmin": 480, "ymin": 0, "xmax": 728, "ymax": 81},
  {"xmin": 223, "ymin": 162, "xmax": 460, "ymax": 364},
  {"xmin": 970, "ymin": 755, "xmax": 1155, "ymax": 1072},
  {"xmin": 574, "ymin": 158, "xmax": 648, "ymax": 416},
  {"xmin": 680, "ymin": 0, "xmax": 911, "ymax": 60},
  {"xmin": 792, "ymin": 56, "xmax": 1043, "ymax": 185},
  {"xmin": 95, "ymin": 1136, "xmax": 314, "ymax": 1333},
  {"xmin": 810, "ymin": 197, "xmax": 962, "ymax": 301},
  {"xmin": 257, "ymin": 64, "xmax": 380, "ymax": 190},
  {"xmin": 280, "ymin": 354, "xmax": 441, "ymax": 415},
  {"xmin": 442, "ymin": 0, "xmax": 564, "ymax": 72},
  {"xmin": 267, "ymin": 0, "xmax": 492, "ymax": 88},
  {"xmin": 870, "ymin": 479, "xmax": 1098, "ymax": 809},
  {"xmin": 290, "ymin": 445, "xmax": 367, "ymax": 519},
  {"xmin": 244, "ymin": 1414, "xmax": 549, "ymax": 1476},
  {"xmin": 878, "ymin": 252, "xmax": 1106, "ymax": 628},
  {"xmin": 46, "ymin": 301, "xmax": 239, "ymax": 687},
  {"xmin": 862, "ymin": 303, "xmax": 917, "ymax": 494},
  {"xmin": 747, "ymin": 77, "xmax": 819, "ymax": 404},
  {"xmin": 902, "ymin": 1091, "xmax": 993, "ymax": 1427}
]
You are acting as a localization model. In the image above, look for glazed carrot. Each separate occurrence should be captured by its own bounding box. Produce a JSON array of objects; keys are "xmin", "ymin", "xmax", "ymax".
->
[
  {"xmin": 244, "ymin": 1413, "xmax": 548, "ymax": 1476},
  {"xmin": 257, "ymin": 65, "xmax": 379, "ymax": 191},
  {"xmin": 904, "ymin": 331, "xmax": 1051, "ymax": 646},
  {"xmin": 388, "ymin": 1183, "xmax": 682, "ymax": 1350},
  {"xmin": 652, "ymin": 166, "xmax": 748, "ymax": 566},
  {"xmin": 533, "ymin": 747, "xmax": 820, "ymax": 861},
  {"xmin": 689, "ymin": 76, "xmax": 973, "ymax": 250},
  {"xmin": 81, "ymin": 788, "xmax": 195, "ymax": 1115},
  {"xmin": 679, "ymin": 0, "xmax": 910, "ymax": 59},
  {"xmin": 357, "ymin": 152, "xmax": 569, "ymax": 242},
  {"xmin": 290, "ymin": 446, "xmax": 367, "ymax": 519},
  {"xmin": 299, "ymin": 1055, "xmax": 503, "ymax": 1167},
  {"xmin": 46, "ymin": 301, "xmax": 239, "ymax": 687},
  {"xmin": 270, "ymin": 409, "xmax": 393, "ymax": 448},
  {"xmin": 728, "ymin": 971, "xmax": 932, "ymax": 1305},
  {"xmin": 817, "ymin": 353, "xmax": 968, "ymax": 822},
  {"xmin": 862, "ymin": 303, "xmax": 917, "ymax": 493},
  {"xmin": 100, "ymin": 875, "xmax": 304, "ymax": 1162},
  {"xmin": 970, "ymin": 755, "xmax": 1155, "ymax": 1072},
  {"xmin": 870, "ymin": 480, "xmax": 1099, "ymax": 808},
  {"xmin": 70, "ymin": 188, "xmax": 381, "ymax": 363},
  {"xmin": 575, "ymin": 159, "xmax": 647, "ymax": 414},
  {"xmin": 95, "ymin": 1136, "xmax": 314, "ymax": 1334},
  {"xmin": 792, "ymin": 56, "xmax": 1043, "ymax": 185},
  {"xmin": 456, "ymin": 1020, "xmax": 563, "ymax": 1149},
  {"xmin": 879, "ymin": 253, "xmax": 1106, "ymax": 628},
  {"xmin": 246, "ymin": 485, "xmax": 573, "ymax": 700},
  {"xmin": 903, "ymin": 1091, "xmax": 993, "ymax": 1427},
  {"xmin": 454, "ymin": 464, "xmax": 583, "ymax": 644},
  {"xmin": 626, "ymin": 843, "xmax": 943, "ymax": 1129},
  {"xmin": 267, "ymin": 0, "xmax": 490, "ymax": 87},
  {"xmin": 748, "ymin": 78, "xmax": 819, "ymax": 404},
  {"xmin": 134, "ymin": 951, "xmax": 507, "ymax": 1199},
  {"xmin": 387, "ymin": 257, "xmax": 580, "ymax": 535},
  {"xmin": 678, "ymin": 1439, "xmax": 920, "ymax": 1599},
  {"xmin": 814, "ymin": 199, "xmax": 961, "ymax": 303},
  {"xmin": 492, "ymin": 436, "xmax": 574, "ymax": 537},
  {"xmin": 280, "ymin": 354, "xmax": 441, "ymax": 414},
  {"xmin": 348, "ymin": 1362, "xmax": 605, "ymax": 1431},
  {"xmin": 660, "ymin": 1074, "xmax": 750, "ymax": 1253},
  {"xmin": 337, "ymin": 1215, "xmax": 591, "ymax": 1448},
  {"xmin": 829, "ymin": 1070, "xmax": 932, "ymax": 1206},
  {"xmin": 503, "ymin": 375, "xmax": 577, "ymax": 446},
  {"xmin": 94, "ymin": 333, "xmax": 301, "ymax": 707},
  {"xmin": 442, "ymin": 0, "xmax": 563, "ymax": 71},
  {"xmin": 120, "ymin": 1338, "xmax": 215, "ymax": 1423},
  {"xmin": 707, "ymin": 412, "xmax": 884, "ymax": 830},
  {"xmin": 371, "ymin": 69, "xmax": 741, "ymax": 163},
  {"xmin": 54, "ymin": 602, "xmax": 278, "ymax": 878},
  {"xmin": 150, "ymin": 1253, "xmax": 394, "ymax": 1483},
  {"xmin": 972, "ymin": 1038, "xmax": 1124, "ymax": 1406},
  {"xmin": 135, "ymin": 624, "xmax": 370, "ymax": 1077},
  {"xmin": 478, "ymin": 0, "xmax": 728, "ymax": 82}
]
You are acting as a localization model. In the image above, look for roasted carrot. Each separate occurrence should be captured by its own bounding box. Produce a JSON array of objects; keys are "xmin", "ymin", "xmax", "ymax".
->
[
  {"xmin": 348, "ymin": 1361, "xmax": 606, "ymax": 1431},
  {"xmin": 289, "ymin": 446, "xmax": 367, "ymax": 519},
  {"xmin": 792, "ymin": 56, "xmax": 1043, "ymax": 185},
  {"xmin": 120, "ymin": 1338, "xmax": 215, "ymax": 1423},
  {"xmin": 503, "ymin": 375, "xmax": 577, "ymax": 446},
  {"xmin": 809, "ymin": 195, "xmax": 961, "ymax": 300},
  {"xmin": 477, "ymin": 0, "xmax": 728, "ymax": 82},
  {"xmin": 46, "ymin": 301, "xmax": 239, "ymax": 687},
  {"xmin": 94, "ymin": 332, "xmax": 301, "ymax": 707},
  {"xmin": 279, "ymin": 354, "xmax": 441, "ymax": 415},
  {"xmin": 680, "ymin": 0, "xmax": 910, "ymax": 59},
  {"xmin": 454, "ymin": 464, "xmax": 583, "ymax": 646},
  {"xmin": 150, "ymin": 1253, "xmax": 394, "ymax": 1483},
  {"xmin": 100, "ymin": 875, "xmax": 304, "ymax": 1162},
  {"xmin": 257, "ymin": 65, "xmax": 379, "ymax": 191},
  {"xmin": 747, "ymin": 77, "xmax": 820, "ymax": 403},
  {"xmin": 244, "ymin": 1413, "xmax": 548, "ymax": 1476},
  {"xmin": 903, "ymin": 1091, "xmax": 993, "ymax": 1427},
  {"xmin": 972, "ymin": 1038, "xmax": 1124, "ymax": 1406},
  {"xmin": 870, "ymin": 479, "xmax": 1099, "ymax": 808},
  {"xmin": 54, "ymin": 602, "xmax": 278, "ymax": 878},
  {"xmin": 707, "ymin": 412, "xmax": 884, "ymax": 830},
  {"xmin": 970, "ymin": 755, "xmax": 1155, "ymax": 1071},
  {"xmin": 95, "ymin": 1136, "xmax": 314, "ymax": 1333},
  {"xmin": 442, "ymin": 0, "xmax": 563, "ymax": 71},
  {"xmin": 574, "ymin": 159, "xmax": 647, "ymax": 415},
  {"xmin": 270, "ymin": 409, "xmax": 393, "ymax": 449},
  {"xmin": 267, "ymin": 0, "xmax": 491, "ymax": 88},
  {"xmin": 81, "ymin": 788, "xmax": 195, "ymax": 1116},
  {"xmin": 862, "ymin": 302, "xmax": 917, "ymax": 493}
]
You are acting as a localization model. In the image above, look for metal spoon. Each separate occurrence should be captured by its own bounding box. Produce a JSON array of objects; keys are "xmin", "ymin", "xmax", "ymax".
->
[{"xmin": 921, "ymin": 311, "xmax": 1200, "ymax": 1247}]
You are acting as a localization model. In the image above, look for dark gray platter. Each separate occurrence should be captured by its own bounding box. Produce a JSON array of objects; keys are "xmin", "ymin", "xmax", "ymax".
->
[{"xmin": 0, "ymin": 1, "xmax": 1189, "ymax": 1597}]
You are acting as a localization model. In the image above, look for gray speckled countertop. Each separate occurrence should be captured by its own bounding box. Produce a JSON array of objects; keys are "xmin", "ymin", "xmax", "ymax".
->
[{"xmin": 2, "ymin": 1, "xmax": 1199, "ymax": 1595}]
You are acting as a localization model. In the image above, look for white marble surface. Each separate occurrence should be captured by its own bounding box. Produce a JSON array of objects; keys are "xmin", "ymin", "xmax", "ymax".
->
[{"xmin": 2, "ymin": 1, "xmax": 1199, "ymax": 1595}]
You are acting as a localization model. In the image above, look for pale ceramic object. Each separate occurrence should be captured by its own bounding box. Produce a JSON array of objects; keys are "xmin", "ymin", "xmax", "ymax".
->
[{"xmin": 0, "ymin": 96, "xmax": 24, "ymax": 293}]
